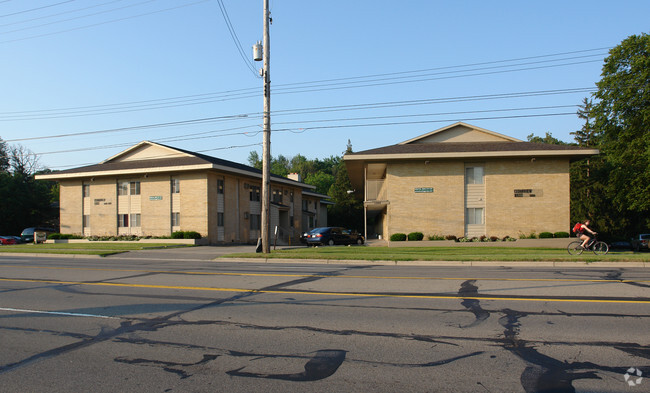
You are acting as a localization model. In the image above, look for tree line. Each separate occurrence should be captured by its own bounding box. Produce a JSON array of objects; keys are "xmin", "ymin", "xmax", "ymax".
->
[
  {"xmin": 0, "ymin": 140, "xmax": 58, "ymax": 235},
  {"xmin": 247, "ymin": 140, "xmax": 363, "ymax": 231},
  {"xmin": 528, "ymin": 33, "xmax": 649, "ymax": 239}
]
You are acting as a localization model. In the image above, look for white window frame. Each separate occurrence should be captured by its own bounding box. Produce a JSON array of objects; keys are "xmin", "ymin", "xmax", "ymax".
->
[{"xmin": 466, "ymin": 208, "xmax": 484, "ymax": 225}]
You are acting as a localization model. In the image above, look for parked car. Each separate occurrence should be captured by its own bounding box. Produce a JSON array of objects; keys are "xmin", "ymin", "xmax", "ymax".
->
[
  {"xmin": 305, "ymin": 227, "xmax": 365, "ymax": 246},
  {"xmin": 300, "ymin": 229, "xmax": 317, "ymax": 244},
  {"xmin": 20, "ymin": 227, "xmax": 56, "ymax": 243},
  {"xmin": 609, "ymin": 241, "xmax": 632, "ymax": 251},
  {"xmin": 631, "ymin": 234, "xmax": 650, "ymax": 252},
  {"xmin": 0, "ymin": 236, "xmax": 18, "ymax": 245}
]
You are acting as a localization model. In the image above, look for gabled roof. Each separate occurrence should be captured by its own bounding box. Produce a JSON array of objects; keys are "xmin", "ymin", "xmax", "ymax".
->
[
  {"xmin": 344, "ymin": 122, "xmax": 598, "ymax": 161},
  {"xmin": 36, "ymin": 141, "xmax": 315, "ymax": 189},
  {"xmin": 399, "ymin": 122, "xmax": 521, "ymax": 144}
]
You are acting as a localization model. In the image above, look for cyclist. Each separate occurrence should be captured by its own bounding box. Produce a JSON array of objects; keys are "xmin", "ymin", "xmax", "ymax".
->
[{"xmin": 576, "ymin": 219, "xmax": 597, "ymax": 249}]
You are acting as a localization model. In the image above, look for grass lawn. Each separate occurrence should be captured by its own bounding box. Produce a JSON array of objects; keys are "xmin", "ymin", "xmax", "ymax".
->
[
  {"xmin": 223, "ymin": 246, "xmax": 650, "ymax": 263},
  {"xmin": 0, "ymin": 243, "xmax": 193, "ymax": 257}
]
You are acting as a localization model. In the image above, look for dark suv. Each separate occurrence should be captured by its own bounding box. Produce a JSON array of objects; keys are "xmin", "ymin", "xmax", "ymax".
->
[
  {"xmin": 305, "ymin": 227, "xmax": 364, "ymax": 246},
  {"xmin": 631, "ymin": 234, "xmax": 650, "ymax": 252},
  {"xmin": 20, "ymin": 227, "xmax": 56, "ymax": 243}
]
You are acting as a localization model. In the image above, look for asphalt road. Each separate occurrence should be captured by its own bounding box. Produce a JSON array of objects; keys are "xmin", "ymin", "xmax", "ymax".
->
[{"xmin": 0, "ymin": 252, "xmax": 649, "ymax": 392}]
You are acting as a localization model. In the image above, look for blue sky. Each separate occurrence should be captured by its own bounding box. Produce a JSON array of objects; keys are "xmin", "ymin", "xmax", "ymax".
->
[{"xmin": 1, "ymin": 0, "xmax": 648, "ymax": 170}]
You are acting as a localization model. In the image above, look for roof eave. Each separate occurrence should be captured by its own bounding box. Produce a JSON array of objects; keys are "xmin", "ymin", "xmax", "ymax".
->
[{"xmin": 343, "ymin": 149, "xmax": 599, "ymax": 161}]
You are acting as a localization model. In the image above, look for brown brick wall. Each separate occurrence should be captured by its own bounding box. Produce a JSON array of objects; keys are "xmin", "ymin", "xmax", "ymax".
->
[{"xmin": 383, "ymin": 157, "xmax": 571, "ymax": 239}]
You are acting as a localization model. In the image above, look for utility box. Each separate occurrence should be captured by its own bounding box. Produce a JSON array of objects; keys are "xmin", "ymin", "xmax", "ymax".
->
[{"xmin": 34, "ymin": 232, "xmax": 47, "ymax": 244}]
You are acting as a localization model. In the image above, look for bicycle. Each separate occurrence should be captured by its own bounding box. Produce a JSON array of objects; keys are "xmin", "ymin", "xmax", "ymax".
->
[{"xmin": 567, "ymin": 237, "xmax": 609, "ymax": 255}]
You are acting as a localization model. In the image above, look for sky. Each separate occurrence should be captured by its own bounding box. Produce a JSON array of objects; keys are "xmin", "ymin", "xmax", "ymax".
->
[{"xmin": 1, "ymin": 0, "xmax": 649, "ymax": 171}]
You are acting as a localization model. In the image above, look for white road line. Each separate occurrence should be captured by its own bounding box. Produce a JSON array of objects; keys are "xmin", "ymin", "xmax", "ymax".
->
[{"xmin": 0, "ymin": 307, "xmax": 119, "ymax": 319}]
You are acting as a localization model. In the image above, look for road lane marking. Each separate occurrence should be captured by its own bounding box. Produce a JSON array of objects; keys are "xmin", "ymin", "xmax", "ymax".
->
[
  {"xmin": 1, "ymin": 265, "xmax": 648, "ymax": 283},
  {"xmin": 0, "ymin": 307, "xmax": 119, "ymax": 319},
  {"xmin": 1, "ymin": 277, "xmax": 649, "ymax": 304}
]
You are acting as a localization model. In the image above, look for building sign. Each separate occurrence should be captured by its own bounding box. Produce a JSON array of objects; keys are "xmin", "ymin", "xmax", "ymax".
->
[
  {"xmin": 93, "ymin": 198, "xmax": 111, "ymax": 205},
  {"xmin": 514, "ymin": 189, "xmax": 542, "ymax": 197},
  {"xmin": 414, "ymin": 187, "xmax": 434, "ymax": 193},
  {"xmin": 149, "ymin": 196, "xmax": 163, "ymax": 201}
]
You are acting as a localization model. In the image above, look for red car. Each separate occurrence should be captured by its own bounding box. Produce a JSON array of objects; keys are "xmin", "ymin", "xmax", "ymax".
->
[{"xmin": 0, "ymin": 236, "xmax": 18, "ymax": 245}]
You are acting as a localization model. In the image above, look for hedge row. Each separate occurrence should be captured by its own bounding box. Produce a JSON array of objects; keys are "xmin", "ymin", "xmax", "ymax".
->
[
  {"xmin": 389, "ymin": 231, "xmax": 571, "ymax": 242},
  {"xmin": 47, "ymin": 232, "xmax": 203, "ymax": 241}
]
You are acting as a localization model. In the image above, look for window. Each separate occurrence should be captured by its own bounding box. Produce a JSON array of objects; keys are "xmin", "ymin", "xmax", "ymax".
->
[
  {"xmin": 250, "ymin": 214, "xmax": 261, "ymax": 230},
  {"xmin": 130, "ymin": 181, "xmax": 141, "ymax": 195},
  {"xmin": 466, "ymin": 208, "xmax": 484, "ymax": 225},
  {"xmin": 290, "ymin": 191, "xmax": 294, "ymax": 203},
  {"xmin": 118, "ymin": 182, "xmax": 129, "ymax": 195},
  {"xmin": 171, "ymin": 178, "xmax": 180, "ymax": 194},
  {"xmin": 217, "ymin": 179, "xmax": 224, "ymax": 194},
  {"xmin": 465, "ymin": 167, "xmax": 484, "ymax": 185},
  {"xmin": 83, "ymin": 215, "xmax": 90, "ymax": 228},
  {"xmin": 118, "ymin": 181, "xmax": 140, "ymax": 195},
  {"xmin": 82, "ymin": 184, "xmax": 90, "ymax": 198},
  {"xmin": 118, "ymin": 214, "xmax": 129, "ymax": 227},
  {"xmin": 250, "ymin": 185, "xmax": 260, "ymax": 202},
  {"xmin": 171, "ymin": 212, "xmax": 180, "ymax": 227},
  {"xmin": 272, "ymin": 189, "xmax": 282, "ymax": 203},
  {"xmin": 130, "ymin": 214, "xmax": 141, "ymax": 227},
  {"xmin": 217, "ymin": 212, "xmax": 224, "ymax": 227}
]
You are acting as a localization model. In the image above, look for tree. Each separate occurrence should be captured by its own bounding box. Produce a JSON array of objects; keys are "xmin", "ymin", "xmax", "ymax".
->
[
  {"xmin": 526, "ymin": 132, "xmax": 569, "ymax": 145},
  {"xmin": 247, "ymin": 150, "xmax": 262, "ymax": 170},
  {"xmin": 583, "ymin": 33, "xmax": 650, "ymax": 236},
  {"xmin": 0, "ymin": 142, "xmax": 57, "ymax": 234},
  {"xmin": 326, "ymin": 140, "xmax": 363, "ymax": 230},
  {"xmin": 0, "ymin": 137, "xmax": 9, "ymax": 172},
  {"xmin": 9, "ymin": 144, "xmax": 42, "ymax": 176}
]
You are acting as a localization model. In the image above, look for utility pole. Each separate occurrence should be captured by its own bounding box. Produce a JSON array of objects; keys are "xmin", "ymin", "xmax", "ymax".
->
[{"xmin": 260, "ymin": 0, "xmax": 271, "ymax": 253}]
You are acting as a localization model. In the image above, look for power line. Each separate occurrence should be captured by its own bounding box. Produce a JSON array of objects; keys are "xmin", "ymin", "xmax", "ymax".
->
[
  {"xmin": 0, "ymin": 0, "xmax": 127, "ymax": 28},
  {"xmin": 7, "ymin": 87, "xmax": 594, "ymax": 143},
  {"xmin": 33, "ymin": 106, "xmax": 580, "ymax": 158},
  {"xmin": 0, "ymin": 1, "xmax": 74, "ymax": 18},
  {"xmin": 215, "ymin": 0, "xmax": 259, "ymax": 77},
  {"xmin": 0, "ymin": 0, "xmax": 159, "ymax": 35},
  {"xmin": 0, "ymin": 48, "xmax": 606, "ymax": 120},
  {"xmin": 0, "ymin": 0, "xmax": 210, "ymax": 44}
]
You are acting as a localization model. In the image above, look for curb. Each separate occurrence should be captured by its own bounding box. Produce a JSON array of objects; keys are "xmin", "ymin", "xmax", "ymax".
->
[{"xmin": 215, "ymin": 258, "xmax": 648, "ymax": 268}]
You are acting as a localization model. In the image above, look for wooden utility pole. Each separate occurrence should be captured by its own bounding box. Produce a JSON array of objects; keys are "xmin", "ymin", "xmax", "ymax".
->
[{"xmin": 260, "ymin": 0, "xmax": 271, "ymax": 253}]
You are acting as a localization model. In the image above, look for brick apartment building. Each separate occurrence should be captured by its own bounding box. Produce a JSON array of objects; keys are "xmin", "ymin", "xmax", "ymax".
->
[
  {"xmin": 37, "ymin": 141, "xmax": 328, "ymax": 244},
  {"xmin": 343, "ymin": 122, "xmax": 599, "ymax": 240}
]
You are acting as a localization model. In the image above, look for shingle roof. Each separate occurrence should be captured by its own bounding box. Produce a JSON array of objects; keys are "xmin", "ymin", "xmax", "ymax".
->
[
  {"xmin": 40, "ymin": 142, "xmax": 299, "ymax": 184},
  {"xmin": 348, "ymin": 141, "xmax": 592, "ymax": 156}
]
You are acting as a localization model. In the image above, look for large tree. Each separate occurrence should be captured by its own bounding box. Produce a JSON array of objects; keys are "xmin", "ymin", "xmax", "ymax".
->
[
  {"xmin": 0, "ymin": 141, "xmax": 58, "ymax": 234},
  {"xmin": 582, "ymin": 33, "xmax": 650, "ymax": 236}
]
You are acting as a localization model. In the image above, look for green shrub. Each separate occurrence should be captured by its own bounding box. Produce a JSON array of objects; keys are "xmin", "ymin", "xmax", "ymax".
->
[
  {"xmin": 183, "ymin": 231, "xmax": 202, "ymax": 239},
  {"xmin": 428, "ymin": 234, "xmax": 446, "ymax": 241},
  {"xmin": 519, "ymin": 232, "xmax": 537, "ymax": 239},
  {"xmin": 390, "ymin": 233, "xmax": 407, "ymax": 241},
  {"xmin": 49, "ymin": 233, "xmax": 84, "ymax": 240},
  {"xmin": 171, "ymin": 231, "xmax": 185, "ymax": 239},
  {"xmin": 407, "ymin": 232, "xmax": 424, "ymax": 241},
  {"xmin": 539, "ymin": 232, "xmax": 554, "ymax": 239},
  {"xmin": 554, "ymin": 231, "xmax": 570, "ymax": 238}
]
